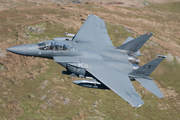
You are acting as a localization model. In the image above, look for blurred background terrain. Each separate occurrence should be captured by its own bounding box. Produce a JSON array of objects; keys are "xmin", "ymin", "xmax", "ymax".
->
[{"xmin": 0, "ymin": 0, "xmax": 180, "ymax": 119}]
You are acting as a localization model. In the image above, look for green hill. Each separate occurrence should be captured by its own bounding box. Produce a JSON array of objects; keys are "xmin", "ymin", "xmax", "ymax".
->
[{"xmin": 0, "ymin": 1, "xmax": 180, "ymax": 120}]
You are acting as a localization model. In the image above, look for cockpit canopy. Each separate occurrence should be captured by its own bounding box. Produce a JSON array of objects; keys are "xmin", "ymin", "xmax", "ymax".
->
[{"xmin": 37, "ymin": 41, "xmax": 71, "ymax": 51}]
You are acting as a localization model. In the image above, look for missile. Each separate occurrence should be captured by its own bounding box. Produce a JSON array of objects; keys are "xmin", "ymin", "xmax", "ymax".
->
[{"xmin": 73, "ymin": 79, "xmax": 109, "ymax": 89}]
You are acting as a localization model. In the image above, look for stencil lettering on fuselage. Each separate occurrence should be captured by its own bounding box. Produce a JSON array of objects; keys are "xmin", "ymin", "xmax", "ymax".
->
[{"xmin": 78, "ymin": 63, "xmax": 88, "ymax": 68}]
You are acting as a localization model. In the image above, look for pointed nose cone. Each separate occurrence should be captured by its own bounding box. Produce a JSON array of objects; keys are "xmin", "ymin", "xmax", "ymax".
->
[
  {"xmin": 73, "ymin": 80, "xmax": 84, "ymax": 85},
  {"xmin": 72, "ymin": 80, "xmax": 80, "ymax": 85},
  {"xmin": 6, "ymin": 45, "xmax": 29, "ymax": 55}
]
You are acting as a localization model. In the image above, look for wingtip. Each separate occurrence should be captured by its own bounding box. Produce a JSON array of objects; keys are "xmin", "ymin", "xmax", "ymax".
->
[
  {"xmin": 157, "ymin": 55, "xmax": 167, "ymax": 59},
  {"xmin": 88, "ymin": 14, "xmax": 101, "ymax": 19},
  {"xmin": 158, "ymin": 94, "xmax": 164, "ymax": 98},
  {"xmin": 88, "ymin": 14, "xmax": 99, "ymax": 18},
  {"xmin": 132, "ymin": 103, "xmax": 143, "ymax": 108},
  {"xmin": 130, "ymin": 100, "xmax": 144, "ymax": 108},
  {"xmin": 145, "ymin": 32, "xmax": 154, "ymax": 36}
]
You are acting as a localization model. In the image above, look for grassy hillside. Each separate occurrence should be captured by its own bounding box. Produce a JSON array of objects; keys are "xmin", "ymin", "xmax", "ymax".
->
[{"xmin": 0, "ymin": 1, "xmax": 180, "ymax": 120}]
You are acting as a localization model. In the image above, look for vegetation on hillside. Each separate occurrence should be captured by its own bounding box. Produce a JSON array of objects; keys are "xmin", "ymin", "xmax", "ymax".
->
[{"xmin": 0, "ymin": 1, "xmax": 180, "ymax": 120}]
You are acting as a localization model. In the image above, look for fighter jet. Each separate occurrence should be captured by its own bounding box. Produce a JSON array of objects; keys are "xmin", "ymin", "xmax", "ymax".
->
[{"xmin": 6, "ymin": 14, "xmax": 166, "ymax": 107}]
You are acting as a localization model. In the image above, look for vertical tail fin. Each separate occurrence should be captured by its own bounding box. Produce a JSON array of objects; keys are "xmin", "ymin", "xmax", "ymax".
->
[
  {"xmin": 122, "ymin": 36, "xmax": 134, "ymax": 45},
  {"xmin": 119, "ymin": 36, "xmax": 142, "ymax": 57},
  {"xmin": 117, "ymin": 32, "xmax": 153, "ymax": 55},
  {"xmin": 130, "ymin": 55, "xmax": 166, "ymax": 77}
]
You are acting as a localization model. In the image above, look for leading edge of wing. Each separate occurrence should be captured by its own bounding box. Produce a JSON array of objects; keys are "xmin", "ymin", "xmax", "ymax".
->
[
  {"xmin": 73, "ymin": 14, "xmax": 113, "ymax": 47},
  {"xmin": 87, "ymin": 66, "xmax": 144, "ymax": 107}
]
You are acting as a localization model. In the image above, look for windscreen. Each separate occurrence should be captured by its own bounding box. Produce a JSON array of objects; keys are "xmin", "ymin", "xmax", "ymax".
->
[{"xmin": 37, "ymin": 41, "xmax": 71, "ymax": 51}]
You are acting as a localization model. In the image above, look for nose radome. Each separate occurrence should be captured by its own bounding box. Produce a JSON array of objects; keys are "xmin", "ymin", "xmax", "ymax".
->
[{"xmin": 6, "ymin": 44, "xmax": 29, "ymax": 55}]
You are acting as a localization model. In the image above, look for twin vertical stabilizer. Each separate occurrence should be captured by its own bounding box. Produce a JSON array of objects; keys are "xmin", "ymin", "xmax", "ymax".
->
[
  {"xmin": 129, "ymin": 55, "xmax": 166, "ymax": 98},
  {"xmin": 129, "ymin": 55, "xmax": 166, "ymax": 77},
  {"xmin": 117, "ymin": 32, "xmax": 153, "ymax": 56}
]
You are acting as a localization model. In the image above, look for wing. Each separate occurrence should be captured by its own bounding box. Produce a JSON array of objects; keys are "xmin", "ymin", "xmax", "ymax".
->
[
  {"xmin": 86, "ymin": 62, "xmax": 144, "ymax": 107},
  {"xmin": 53, "ymin": 55, "xmax": 143, "ymax": 107},
  {"xmin": 73, "ymin": 14, "xmax": 113, "ymax": 48}
]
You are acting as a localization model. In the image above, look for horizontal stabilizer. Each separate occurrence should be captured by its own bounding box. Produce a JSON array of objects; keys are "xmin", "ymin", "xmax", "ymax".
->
[
  {"xmin": 117, "ymin": 32, "xmax": 153, "ymax": 53},
  {"xmin": 130, "ymin": 55, "xmax": 166, "ymax": 77},
  {"xmin": 136, "ymin": 78, "xmax": 163, "ymax": 98}
]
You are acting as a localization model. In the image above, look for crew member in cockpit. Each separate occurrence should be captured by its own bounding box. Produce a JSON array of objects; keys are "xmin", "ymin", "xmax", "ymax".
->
[{"xmin": 50, "ymin": 43, "xmax": 53, "ymax": 50}]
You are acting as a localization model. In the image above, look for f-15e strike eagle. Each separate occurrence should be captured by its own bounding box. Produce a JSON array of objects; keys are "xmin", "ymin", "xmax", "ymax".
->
[{"xmin": 7, "ymin": 14, "xmax": 166, "ymax": 107}]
